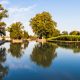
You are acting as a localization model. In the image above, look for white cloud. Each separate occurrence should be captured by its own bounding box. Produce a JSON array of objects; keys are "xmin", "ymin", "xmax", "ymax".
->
[
  {"xmin": 0, "ymin": 0, "xmax": 10, "ymax": 5},
  {"xmin": 4, "ymin": 5, "xmax": 37, "ymax": 35},
  {"xmin": 8, "ymin": 5, "xmax": 36, "ymax": 14}
]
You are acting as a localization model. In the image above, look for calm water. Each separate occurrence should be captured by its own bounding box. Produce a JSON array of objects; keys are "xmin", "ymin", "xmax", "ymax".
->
[{"xmin": 0, "ymin": 41, "xmax": 80, "ymax": 80}]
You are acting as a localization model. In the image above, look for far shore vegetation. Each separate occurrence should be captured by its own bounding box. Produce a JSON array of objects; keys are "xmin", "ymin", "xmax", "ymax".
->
[{"xmin": 0, "ymin": 4, "xmax": 80, "ymax": 43}]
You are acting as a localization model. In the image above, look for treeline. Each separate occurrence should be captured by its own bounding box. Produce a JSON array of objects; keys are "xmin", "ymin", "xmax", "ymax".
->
[
  {"xmin": 0, "ymin": 4, "xmax": 29, "ymax": 40},
  {"xmin": 0, "ymin": 3, "xmax": 60, "ymax": 40},
  {"xmin": 61, "ymin": 31, "xmax": 80, "ymax": 35},
  {"xmin": 0, "ymin": 4, "xmax": 80, "ymax": 41},
  {"xmin": 48, "ymin": 31, "xmax": 80, "ymax": 41}
]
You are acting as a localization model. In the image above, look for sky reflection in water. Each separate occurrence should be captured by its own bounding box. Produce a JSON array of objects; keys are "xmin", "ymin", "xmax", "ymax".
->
[{"xmin": 0, "ymin": 41, "xmax": 80, "ymax": 80}]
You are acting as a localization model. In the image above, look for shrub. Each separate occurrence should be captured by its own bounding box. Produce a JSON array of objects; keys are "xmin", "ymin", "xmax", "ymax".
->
[{"xmin": 2, "ymin": 36, "xmax": 5, "ymax": 41}]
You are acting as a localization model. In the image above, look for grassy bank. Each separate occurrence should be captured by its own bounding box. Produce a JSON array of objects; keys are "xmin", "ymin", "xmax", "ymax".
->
[{"xmin": 47, "ymin": 35, "xmax": 80, "ymax": 42}]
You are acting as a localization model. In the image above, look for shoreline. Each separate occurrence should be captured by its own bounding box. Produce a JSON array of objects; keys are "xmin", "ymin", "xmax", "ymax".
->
[
  {"xmin": 1, "ymin": 39, "xmax": 80, "ymax": 44},
  {"xmin": 47, "ymin": 40, "xmax": 80, "ymax": 43}
]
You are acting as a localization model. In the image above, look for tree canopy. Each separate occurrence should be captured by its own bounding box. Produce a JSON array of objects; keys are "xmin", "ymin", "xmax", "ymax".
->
[
  {"xmin": 0, "ymin": 47, "xmax": 8, "ymax": 80},
  {"xmin": 0, "ymin": 4, "xmax": 8, "ymax": 20},
  {"xmin": 9, "ymin": 43, "xmax": 23, "ymax": 58},
  {"xmin": 0, "ymin": 4, "xmax": 8, "ymax": 36},
  {"xmin": 70, "ymin": 31, "xmax": 80, "ymax": 35},
  {"xmin": 7, "ymin": 22, "xmax": 24, "ymax": 39},
  {"xmin": 30, "ymin": 12, "xmax": 60, "ymax": 38},
  {"xmin": 7, "ymin": 22, "xmax": 29, "ymax": 39},
  {"xmin": 31, "ymin": 43, "xmax": 58, "ymax": 67}
]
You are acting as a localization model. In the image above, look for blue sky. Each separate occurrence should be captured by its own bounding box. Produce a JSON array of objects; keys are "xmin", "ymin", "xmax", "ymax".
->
[{"xmin": 0, "ymin": 0, "xmax": 80, "ymax": 35}]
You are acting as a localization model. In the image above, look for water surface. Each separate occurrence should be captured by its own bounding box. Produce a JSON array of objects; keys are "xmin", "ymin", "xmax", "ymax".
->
[{"xmin": 0, "ymin": 41, "xmax": 80, "ymax": 80}]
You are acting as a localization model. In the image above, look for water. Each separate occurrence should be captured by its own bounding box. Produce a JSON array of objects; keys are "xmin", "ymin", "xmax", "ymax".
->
[{"xmin": 0, "ymin": 41, "xmax": 80, "ymax": 80}]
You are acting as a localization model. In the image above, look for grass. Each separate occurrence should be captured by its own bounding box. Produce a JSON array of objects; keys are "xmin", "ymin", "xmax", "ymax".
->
[{"xmin": 47, "ymin": 35, "xmax": 80, "ymax": 42}]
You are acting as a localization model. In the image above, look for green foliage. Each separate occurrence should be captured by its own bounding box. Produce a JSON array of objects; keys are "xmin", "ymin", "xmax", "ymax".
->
[
  {"xmin": 0, "ymin": 47, "xmax": 8, "ymax": 80},
  {"xmin": 24, "ymin": 42, "xmax": 29, "ymax": 49},
  {"xmin": 48, "ymin": 35, "xmax": 80, "ymax": 41},
  {"xmin": 7, "ymin": 22, "xmax": 24, "ymax": 39},
  {"xmin": 30, "ymin": 11, "xmax": 60, "ymax": 38},
  {"xmin": 62, "ymin": 31, "xmax": 68, "ymax": 35},
  {"xmin": 0, "ymin": 4, "xmax": 8, "ymax": 36},
  {"xmin": 0, "ymin": 48, "xmax": 6, "ymax": 62},
  {"xmin": 9, "ymin": 43, "xmax": 23, "ymax": 58},
  {"xmin": 0, "ymin": 29, "xmax": 6, "ymax": 36},
  {"xmin": 0, "ymin": 4, "xmax": 8, "ymax": 20},
  {"xmin": 0, "ymin": 22, "xmax": 6, "ymax": 27},
  {"xmin": 70, "ymin": 31, "xmax": 80, "ymax": 35},
  {"xmin": 2, "ymin": 36, "xmax": 5, "ymax": 41},
  {"xmin": 31, "ymin": 43, "xmax": 58, "ymax": 67},
  {"xmin": 29, "ymin": 35, "xmax": 37, "ymax": 40},
  {"xmin": 56, "ymin": 42, "xmax": 80, "ymax": 53},
  {"xmin": 0, "ymin": 22, "xmax": 6, "ymax": 36},
  {"xmin": 23, "ymin": 30, "xmax": 29, "ymax": 39}
]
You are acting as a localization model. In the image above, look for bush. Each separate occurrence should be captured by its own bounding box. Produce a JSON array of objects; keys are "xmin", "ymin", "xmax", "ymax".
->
[{"xmin": 2, "ymin": 36, "xmax": 5, "ymax": 41}]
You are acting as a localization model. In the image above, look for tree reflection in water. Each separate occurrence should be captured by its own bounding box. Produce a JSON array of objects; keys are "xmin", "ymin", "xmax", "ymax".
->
[
  {"xmin": 56, "ymin": 42, "xmax": 80, "ymax": 53},
  {"xmin": 0, "ymin": 47, "xmax": 8, "ymax": 80},
  {"xmin": 9, "ymin": 43, "xmax": 23, "ymax": 58},
  {"xmin": 9, "ymin": 42, "xmax": 29, "ymax": 58},
  {"xmin": 31, "ymin": 42, "xmax": 58, "ymax": 68},
  {"xmin": 23, "ymin": 41, "xmax": 29, "ymax": 49}
]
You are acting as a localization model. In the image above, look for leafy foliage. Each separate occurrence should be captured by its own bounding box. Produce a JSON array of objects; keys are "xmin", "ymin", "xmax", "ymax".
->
[
  {"xmin": 0, "ymin": 4, "xmax": 8, "ymax": 36},
  {"xmin": 7, "ymin": 22, "xmax": 29, "ymax": 39},
  {"xmin": 31, "ymin": 43, "xmax": 58, "ymax": 67},
  {"xmin": 62, "ymin": 31, "xmax": 68, "ymax": 35},
  {"xmin": 0, "ymin": 47, "xmax": 8, "ymax": 80},
  {"xmin": 70, "ymin": 31, "xmax": 80, "ymax": 35},
  {"xmin": 30, "ymin": 12, "xmax": 60, "ymax": 38},
  {"xmin": 49, "ymin": 35, "xmax": 80, "ymax": 41},
  {"xmin": 9, "ymin": 43, "xmax": 23, "ymax": 58},
  {"xmin": 7, "ymin": 22, "xmax": 24, "ymax": 39},
  {"xmin": 23, "ymin": 30, "xmax": 29, "ymax": 39},
  {"xmin": 56, "ymin": 42, "xmax": 80, "ymax": 53}
]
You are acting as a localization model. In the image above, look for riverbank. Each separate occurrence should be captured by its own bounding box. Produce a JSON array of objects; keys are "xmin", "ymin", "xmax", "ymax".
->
[
  {"xmin": 47, "ymin": 35, "xmax": 80, "ymax": 43},
  {"xmin": 1, "ymin": 36, "xmax": 80, "ymax": 44},
  {"xmin": 36, "ymin": 38, "xmax": 46, "ymax": 43},
  {"xmin": 47, "ymin": 40, "xmax": 80, "ymax": 43}
]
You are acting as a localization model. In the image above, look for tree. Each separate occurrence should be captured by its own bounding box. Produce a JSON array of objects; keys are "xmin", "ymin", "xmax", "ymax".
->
[
  {"xmin": 70, "ymin": 31, "xmax": 80, "ymax": 35},
  {"xmin": 0, "ymin": 4, "xmax": 8, "ymax": 20},
  {"xmin": 0, "ymin": 22, "xmax": 6, "ymax": 35},
  {"xmin": 62, "ymin": 31, "xmax": 68, "ymax": 35},
  {"xmin": 7, "ymin": 22, "xmax": 24, "ymax": 39},
  {"xmin": 31, "ymin": 43, "xmax": 58, "ymax": 67},
  {"xmin": 24, "ymin": 41, "xmax": 29, "ymax": 49},
  {"xmin": 9, "ymin": 43, "xmax": 24, "ymax": 58},
  {"xmin": 57, "ymin": 42, "xmax": 80, "ymax": 53},
  {"xmin": 0, "ymin": 4, "xmax": 8, "ymax": 36},
  {"xmin": 0, "ymin": 47, "xmax": 8, "ymax": 80},
  {"xmin": 30, "ymin": 12, "xmax": 59, "ymax": 38},
  {"xmin": 23, "ymin": 30, "xmax": 29, "ymax": 39}
]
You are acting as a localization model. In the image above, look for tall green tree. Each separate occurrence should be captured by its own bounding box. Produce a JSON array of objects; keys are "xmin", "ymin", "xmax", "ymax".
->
[
  {"xmin": 0, "ymin": 4, "xmax": 8, "ymax": 36},
  {"xmin": 7, "ymin": 22, "xmax": 24, "ymax": 39},
  {"xmin": 30, "ymin": 12, "xmax": 59, "ymax": 38}
]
